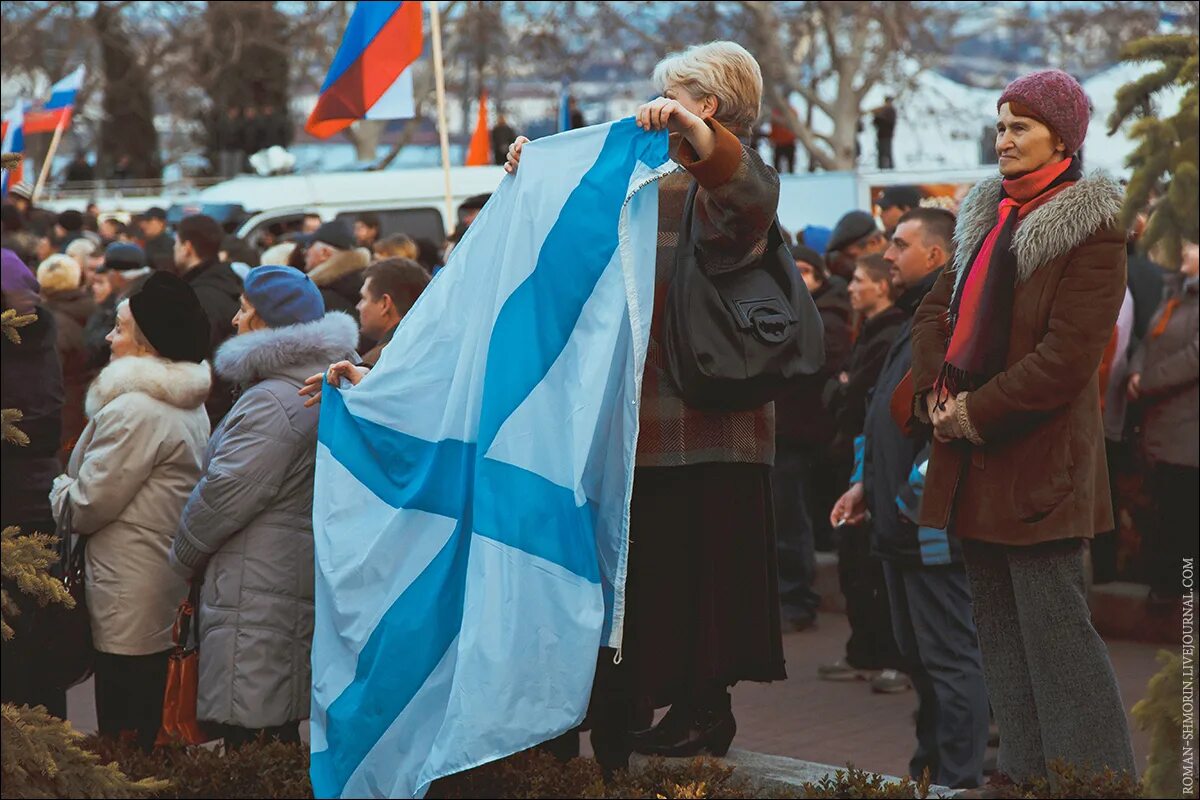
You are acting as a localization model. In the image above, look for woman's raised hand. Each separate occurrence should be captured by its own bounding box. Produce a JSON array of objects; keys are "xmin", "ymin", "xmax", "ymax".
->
[
  {"xmin": 298, "ymin": 361, "xmax": 369, "ymax": 408},
  {"xmin": 504, "ymin": 136, "xmax": 531, "ymax": 175},
  {"xmin": 635, "ymin": 97, "xmax": 702, "ymax": 134}
]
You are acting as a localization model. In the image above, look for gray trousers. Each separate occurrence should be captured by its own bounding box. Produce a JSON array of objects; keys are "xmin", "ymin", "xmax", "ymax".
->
[
  {"xmin": 882, "ymin": 562, "xmax": 989, "ymax": 789},
  {"xmin": 961, "ymin": 537, "xmax": 1135, "ymax": 782}
]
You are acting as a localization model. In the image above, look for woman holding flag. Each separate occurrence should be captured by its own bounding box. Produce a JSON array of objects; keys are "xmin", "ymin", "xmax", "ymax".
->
[{"xmin": 506, "ymin": 40, "xmax": 786, "ymax": 772}]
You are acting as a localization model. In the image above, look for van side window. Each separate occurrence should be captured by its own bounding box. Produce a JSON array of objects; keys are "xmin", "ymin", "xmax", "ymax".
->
[{"xmin": 334, "ymin": 208, "xmax": 445, "ymax": 243}]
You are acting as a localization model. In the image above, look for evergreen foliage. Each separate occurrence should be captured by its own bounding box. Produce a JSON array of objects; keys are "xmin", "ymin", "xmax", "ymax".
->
[
  {"xmin": 1131, "ymin": 650, "xmax": 1185, "ymax": 799},
  {"xmin": 1108, "ymin": 33, "xmax": 1200, "ymax": 268},
  {"xmin": 1, "ymin": 705, "xmax": 166, "ymax": 799}
]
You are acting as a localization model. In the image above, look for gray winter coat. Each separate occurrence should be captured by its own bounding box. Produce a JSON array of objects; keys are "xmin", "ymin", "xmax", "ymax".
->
[
  {"xmin": 1130, "ymin": 274, "xmax": 1199, "ymax": 468},
  {"xmin": 53, "ymin": 355, "xmax": 211, "ymax": 655},
  {"xmin": 169, "ymin": 312, "xmax": 358, "ymax": 728}
]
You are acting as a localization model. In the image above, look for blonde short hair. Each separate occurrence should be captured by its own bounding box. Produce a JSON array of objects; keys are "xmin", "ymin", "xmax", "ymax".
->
[
  {"xmin": 36, "ymin": 254, "xmax": 83, "ymax": 294},
  {"xmin": 652, "ymin": 41, "xmax": 763, "ymax": 135},
  {"xmin": 65, "ymin": 238, "xmax": 97, "ymax": 268},
  {"xmin": 374, "ymin": 233, "xmax": 418, "ymax": 261}
]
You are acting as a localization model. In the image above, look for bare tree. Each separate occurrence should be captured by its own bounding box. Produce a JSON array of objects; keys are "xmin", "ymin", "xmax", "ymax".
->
[{"xmin": 744, "ymin": 1, "xmax": 962, "ymax": 171}]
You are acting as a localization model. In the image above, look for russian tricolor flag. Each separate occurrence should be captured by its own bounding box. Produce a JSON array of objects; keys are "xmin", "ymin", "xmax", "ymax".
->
[
  {"xmin": 305, "ymin": 1, "xmax": 423, "ymax": 139},
  {"xmin": 1, "ymin": 103, "xmax": 26, "ymax": 197},
  {"xmin": 25, "ymin": 66, "xmax": 84, "ymax": 135}
]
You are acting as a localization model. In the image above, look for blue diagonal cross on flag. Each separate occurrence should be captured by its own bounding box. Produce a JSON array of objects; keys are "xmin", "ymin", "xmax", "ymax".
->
[{"xmin": 311, "ymin": 119, "xmax": 674, "ymax": 798}]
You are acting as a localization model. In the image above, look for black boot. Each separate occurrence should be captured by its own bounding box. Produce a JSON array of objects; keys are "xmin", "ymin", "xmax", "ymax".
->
[
  {"xmin": 632, "ymin": 689, "xmax": 736, "ymax": 758},
  {"xmin": 629, "ymin": 701, "xmax": 692, "ymax": 753}
]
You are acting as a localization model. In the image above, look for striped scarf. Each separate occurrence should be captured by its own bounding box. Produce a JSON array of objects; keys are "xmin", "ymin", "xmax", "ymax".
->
[{"xmin": 937, "ymin": 157, "xmax": 1082, "ymax": 400}]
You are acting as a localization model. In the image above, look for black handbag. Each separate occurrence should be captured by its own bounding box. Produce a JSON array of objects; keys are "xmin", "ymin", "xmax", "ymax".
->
[
  {"xmin": 38, "ymin": 506, "xmax": 95, "ymax": 690},
  {"xmin": 663, "ymin": 182, "xmax": 826, "ymax": 412}
]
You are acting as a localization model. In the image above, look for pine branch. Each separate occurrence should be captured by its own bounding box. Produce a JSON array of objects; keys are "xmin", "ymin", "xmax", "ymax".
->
[
  {"xmin": 2, "ymin": 308, "xmax": 38, "ymax": 345},
  {"xmin": 1, "ymin": 704, "xmax": 167, "ymax": 797},
  {"xmin": 2, "ymin": 409, "xmax": 30, "ymax": 448},
  {"xmin": 1, "ymin": 526, "xmax": 71, "ymax": 642},
  {"xmin": 1119, "ymin": 33, "xmax": 1198, "ymax": 63}
]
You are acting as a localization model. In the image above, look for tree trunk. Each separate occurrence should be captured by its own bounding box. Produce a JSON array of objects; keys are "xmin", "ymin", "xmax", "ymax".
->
[
  {"xmin": 92, "ymin": 2, "xmax": 162, "ymax": 180},
  {"xmin": 346, "ymin": 120, "xmax": 386, "ymax": 163}
]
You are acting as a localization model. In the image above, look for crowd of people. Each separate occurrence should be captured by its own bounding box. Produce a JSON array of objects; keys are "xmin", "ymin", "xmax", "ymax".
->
[{"xmin": 1, "ymin": 41, "xmax": 1196, "ymax": 798}]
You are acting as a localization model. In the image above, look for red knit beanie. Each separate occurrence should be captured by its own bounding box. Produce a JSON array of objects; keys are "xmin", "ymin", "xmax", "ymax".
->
[{"xmin": 997, "ymin": 69, "xmax": 1090, "ymax": 156}]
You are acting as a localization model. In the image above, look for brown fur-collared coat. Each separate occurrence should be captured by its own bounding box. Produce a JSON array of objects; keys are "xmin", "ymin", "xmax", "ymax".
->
[{"xmin": 910, "ymin": 171, "xmax": 1126, "ymax": 546}]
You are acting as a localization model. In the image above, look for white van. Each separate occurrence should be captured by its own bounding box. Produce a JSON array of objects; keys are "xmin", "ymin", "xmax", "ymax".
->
[{"xmin": 171, "ymin": 165, "xmax": 508, "ymax": 245}]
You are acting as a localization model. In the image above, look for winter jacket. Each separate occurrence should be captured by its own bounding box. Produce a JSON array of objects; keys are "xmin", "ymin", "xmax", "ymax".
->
[
  {"xmin": 180, "ymin": 259, "xmax": 242, "ymax": 355},
  {"xmin": 1, "ymin": 295, "xmax": 62, "ymax": 528},
  {"xmin": 861, "ymin": 268, "xmax": 960, "ymax": 566},
  {"xmin": 170, "ymin": 312, "xmax": 359, "ymax": 728},
  {"xmin": 307, "ymin": 248, "xmax": 370, "ymax": 321},
  {"xmin": 775, "ymin": 276, "xmax": 853, "ymax": 447},
  {"xmin": 41, "ymin": 286, "xmax": 97, "ymax": 463},
  {"xmin": 824, "ymin": 304, "xmax": 908, "ymax": 454},
  {"xmin": 911, "ymin": 171, "xmax": 1126, "ymax": 546},
  {"xmin": 52, "ymin": 355, "xmax": 212, "ymax": 655},
  {"xmin": 180, "ymin": 258, "xmax": 243, "ymax": 427},
  {"xmin": 1129, "ymin": 274, "xmax": 1199, "ymax": 468}
]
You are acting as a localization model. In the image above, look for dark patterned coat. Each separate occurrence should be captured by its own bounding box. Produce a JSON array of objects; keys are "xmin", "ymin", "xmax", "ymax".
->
[{"xmin": 636, "ymin": 119, "xmax": 780, "ymax": 467}]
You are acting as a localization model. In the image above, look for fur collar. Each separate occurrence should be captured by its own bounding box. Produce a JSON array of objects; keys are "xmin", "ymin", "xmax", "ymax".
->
[
  {"xmin": 307, "ymin": 247, "xmax": 371, "ymax": 288},
  {"xmin": 85, "ymin": 356, "xmax": 212, "ymax": 417},
  {"xmin": 952, "ymin": 170, "xmax": 1123, "ymax": 293},
  {"xmin": 215, "ymin": 312, "xmax": 359, "ymax": 386}
]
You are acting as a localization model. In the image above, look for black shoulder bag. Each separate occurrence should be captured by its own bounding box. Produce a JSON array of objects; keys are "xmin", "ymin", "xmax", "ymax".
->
[
  {"xmin": 663, "ymin": 182, "xmax": 825, "ymax": 412},
  {"xmin": 40, "ymin": 505, "xmax": 95, "ymax": 690}
]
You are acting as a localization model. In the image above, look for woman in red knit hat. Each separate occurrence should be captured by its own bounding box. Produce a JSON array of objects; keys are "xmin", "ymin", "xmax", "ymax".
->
[{"xmin": 908, "ymin": 69, "xmax": 1136, "ymax": 794}]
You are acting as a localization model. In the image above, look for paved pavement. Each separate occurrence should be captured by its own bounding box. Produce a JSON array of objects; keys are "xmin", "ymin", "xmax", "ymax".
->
[{"xmin": 67, "ymin": 611, "xmax": 1165, "ymax": 779}]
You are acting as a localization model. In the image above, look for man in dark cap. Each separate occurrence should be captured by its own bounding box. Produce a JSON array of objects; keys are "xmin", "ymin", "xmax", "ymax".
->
[
  {"xmin": 877, "ymin": 186, "xmax": 922, "ymax": 238},
  {"xmin": 83, "ymin": 242, "xmax": 153, "ymax": 368},
  {"xmin": 826, "ymin": 210, "xmax": 887, "ymax": 281},
  {"xmin": 304, "ymin": 220, "xmax": 370, "ymax": 321},
  {"xmin": 55, "ymin": 210, "xmax": 86, "ymax": 250},
  {"xmin": 139, "ymin": 206, "xmax": 176, "ymax": 272}
]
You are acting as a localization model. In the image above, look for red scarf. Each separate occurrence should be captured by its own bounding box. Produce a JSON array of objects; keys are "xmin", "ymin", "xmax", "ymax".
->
[{"xmin": 937, "ymin": 157, "xmax": 1081, "ymax": 400}]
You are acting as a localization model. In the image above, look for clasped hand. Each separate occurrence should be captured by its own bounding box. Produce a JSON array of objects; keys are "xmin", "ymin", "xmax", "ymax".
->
[{"xmin": 926, "ymin": 391, "xmax": 966, "ymax": 443}]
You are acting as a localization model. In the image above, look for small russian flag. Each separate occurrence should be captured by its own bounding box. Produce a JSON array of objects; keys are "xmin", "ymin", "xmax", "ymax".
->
[
  {"xmin": 25, "ymin": 66, "xmax": 84, "ymax": 135},
  {"xmin": 1, "ymin": 102, "xmax": 26, "ymax": 198},
  {"xmin": 306, "ymin": 1, "xmax": 423, "ymax": 139}
]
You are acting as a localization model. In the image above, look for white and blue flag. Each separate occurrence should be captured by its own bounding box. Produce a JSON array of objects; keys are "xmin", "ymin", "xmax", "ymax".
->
[{"xmin": 311, "ymin": 118, "xmax": 675, "ymax": 798}]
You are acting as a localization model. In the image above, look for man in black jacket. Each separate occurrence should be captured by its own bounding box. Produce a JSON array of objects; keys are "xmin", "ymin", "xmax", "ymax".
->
[
  {"xmin": 773, "ymin": 245, "xmax": 853, "ymax": 630},
  {"xmin": 175, "ymin": 214, "xmax": 242, "ymax": 426},
  {"xmin": 831, "ymin": 208, "xmax": 988, "ymax": 790}
]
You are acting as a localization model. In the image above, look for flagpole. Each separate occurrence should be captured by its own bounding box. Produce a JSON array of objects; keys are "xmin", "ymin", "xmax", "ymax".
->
[
  {"xmin": 32, "ymin": 114, "xmax": 68, "ymax": 204},
  {"xmin": 429, "ymin": 2, "xmax": 455, "ymax": 234}
]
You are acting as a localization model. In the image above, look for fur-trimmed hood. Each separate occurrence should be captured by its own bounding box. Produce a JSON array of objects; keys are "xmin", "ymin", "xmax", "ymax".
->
[
  {"xmin": 951, "ymin": 170, "xmax": 1124, "ymax": 293},
  {"xmin": 306, "ymin": 247, "xmax": 371, "ymax": 288},
  {"xmin": 214, "ymin": 311, "xmax": 359, "ymax": 386},
  {"xmin": 85, "ymin": 355, "xmax": 212, "ymax": 417}
]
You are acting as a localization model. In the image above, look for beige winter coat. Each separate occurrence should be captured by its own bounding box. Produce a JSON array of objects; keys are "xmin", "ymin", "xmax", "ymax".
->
[{"xmin": 52, "ymin": 355, "xmax": 212, "ymax": 655}]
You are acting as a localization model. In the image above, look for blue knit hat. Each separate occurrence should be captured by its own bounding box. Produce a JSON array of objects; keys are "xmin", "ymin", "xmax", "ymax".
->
[{"xmin": 243, "ymin": 265, "xmax": 325, "ymax": 328}]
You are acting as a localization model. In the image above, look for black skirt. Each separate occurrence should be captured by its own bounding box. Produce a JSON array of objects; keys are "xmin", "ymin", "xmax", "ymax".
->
[{"xmin": 619, "ymin": 462, "xmax": 786, "ymax": 708}]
